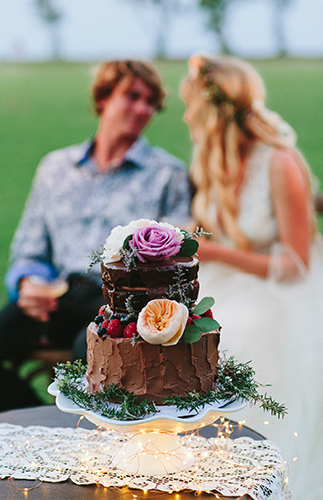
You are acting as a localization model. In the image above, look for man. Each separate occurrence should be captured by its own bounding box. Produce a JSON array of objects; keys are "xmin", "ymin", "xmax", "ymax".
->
[{"xmin": 0, "ymin": 60, "xmax": 190, "ymax": 409}]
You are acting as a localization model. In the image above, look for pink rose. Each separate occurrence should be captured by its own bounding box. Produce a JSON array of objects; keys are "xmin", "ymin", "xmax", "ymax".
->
[{"xmin": 129, "ymin": 224, "xmax": 182, "ymax": 263}]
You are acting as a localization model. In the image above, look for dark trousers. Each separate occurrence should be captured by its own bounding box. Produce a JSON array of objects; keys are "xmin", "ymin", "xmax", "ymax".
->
[{"xmin": 0, "ymin": 273, "xmax": 103, "ymax": 411}]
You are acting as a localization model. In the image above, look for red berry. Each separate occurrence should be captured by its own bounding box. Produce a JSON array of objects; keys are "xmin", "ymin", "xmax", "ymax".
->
[
  {"xmin": 192, "ymin": 314, "xmax": 201, "ymax": 320},
  {"xmin": 201, "ymin": 309, "xmax": 213, "ymax": 319},
  {"xmin": 101, "ymin": 319, "xmax": 110, "ymax": 329},
  {"xmin": 123, "ymin": 322, "xmax": 137, "ymax": 338},
  {"xmin": 106, "ymin": 319, "xmax": 124, "ymax": 338},
  {"xmin": 186, "ymin": 316, "xmax": 193, "ymax": 326},
  {"xmin": 98, "ymin": 305, "xmax": 106, "ymax": 316}
]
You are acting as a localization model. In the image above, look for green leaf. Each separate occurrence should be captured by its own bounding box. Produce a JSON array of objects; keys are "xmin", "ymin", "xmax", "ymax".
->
[
  {"xmin": 193, "ymin": 297, "xmax": 215, "ymax": 315},
  {"xmin": 178, "ymin": 238, "xmax": 199, "ymax": 257},
  {"xmin": 181, "ymin": 324, "xmax": 202, "ymax": 343},
  {"xmin": 123, "ymin": 234, "xmax": 133, "ymax": 250},
  {"xmin": 193, "ymin": 317, "xmax": 220, "ymax": 332}
]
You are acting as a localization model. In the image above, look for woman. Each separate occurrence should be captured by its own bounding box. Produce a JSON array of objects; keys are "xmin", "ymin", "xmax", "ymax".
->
[{"xmin": 181, "ymin": 54, "xmax": 323, "ymax": 499}]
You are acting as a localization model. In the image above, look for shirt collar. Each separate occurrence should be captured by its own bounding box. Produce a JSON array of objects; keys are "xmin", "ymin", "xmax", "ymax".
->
[
  {"xmin": 76, "ymin": 136, "xmax": 150, "ymax": 170},
  {"xmin": 77, "ymin": 139, "xmax": 95, "ymax": 166}
]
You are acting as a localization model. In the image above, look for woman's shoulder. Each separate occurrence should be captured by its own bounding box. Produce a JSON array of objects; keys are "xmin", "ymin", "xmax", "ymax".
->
[
  {"xmin": 270, "ymin": 148, "xmax": 308, "ymax": 187},
  {"xmin": 269, "ymin": 147, "xmax": 310, "ymax": 211}
]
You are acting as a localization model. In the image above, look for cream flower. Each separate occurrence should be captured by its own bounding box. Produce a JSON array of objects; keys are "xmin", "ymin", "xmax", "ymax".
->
[
  {"xmin": 137, "ymin": 299, "xmax": 188, "ymax": 346},
  {"xmin": 102, "ymin": 219, "xmax": 153, "ymax": 263}
]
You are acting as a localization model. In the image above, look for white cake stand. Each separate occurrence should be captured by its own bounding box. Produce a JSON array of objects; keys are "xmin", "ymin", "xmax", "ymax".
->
[{"xmin": 48, "ymin": 378, "xmax": 246, "ymax": 476}]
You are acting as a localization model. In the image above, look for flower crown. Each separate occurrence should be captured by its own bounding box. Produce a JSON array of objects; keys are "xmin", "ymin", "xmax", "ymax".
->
[{"xmin": 188, "ymin": 55, "xmax": 249, "ymax": 124}]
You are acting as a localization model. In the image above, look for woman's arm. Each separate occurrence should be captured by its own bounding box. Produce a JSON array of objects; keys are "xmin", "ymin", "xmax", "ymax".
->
[
  {"xmin": 269, "ymin": 148, "xmax": 310, "ymax": 267},
  {"xmin": 196, "ymin": 239, "xmax": 270, "ymax": 278},
  {"xmin": 196, "ymin": 148, "xmax": 311, "ymax": 279}
]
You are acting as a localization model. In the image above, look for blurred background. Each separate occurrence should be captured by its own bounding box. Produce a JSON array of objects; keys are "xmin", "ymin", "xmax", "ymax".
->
[{"xmin": 0, "ymin": 2, "xmax": 322, "ymax": 403}]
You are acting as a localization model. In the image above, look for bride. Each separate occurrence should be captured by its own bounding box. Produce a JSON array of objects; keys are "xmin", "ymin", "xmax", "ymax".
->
[{"xmin": 181, "ymin": 54, "xmax": 323, "ymax": 499}]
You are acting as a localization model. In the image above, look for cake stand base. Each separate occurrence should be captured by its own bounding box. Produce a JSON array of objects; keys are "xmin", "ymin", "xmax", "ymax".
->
[
  {"xmin": 49, "ymin": 379, "xmax": 246, "ymax": 476},
  {"xmin": 110, "ymin": 431, "xmax": 194, "ymax": 475}
]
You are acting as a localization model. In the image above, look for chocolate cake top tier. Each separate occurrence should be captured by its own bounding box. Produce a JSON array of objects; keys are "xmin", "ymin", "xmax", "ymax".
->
[{"xmin": 102, "ymin": 255, "xmax": 199, "ymax": 315}]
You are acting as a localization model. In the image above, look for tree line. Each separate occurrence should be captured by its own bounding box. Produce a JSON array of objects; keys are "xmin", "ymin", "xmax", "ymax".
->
[{"xmin": 35, "ymin": 0, "xmax": 294, "ymax": 59}]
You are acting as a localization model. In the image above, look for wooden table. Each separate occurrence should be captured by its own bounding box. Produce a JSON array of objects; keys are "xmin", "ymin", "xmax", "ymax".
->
[{"xmin": 0, "ymin": 405, "xmax": 265, "ymax": 500}]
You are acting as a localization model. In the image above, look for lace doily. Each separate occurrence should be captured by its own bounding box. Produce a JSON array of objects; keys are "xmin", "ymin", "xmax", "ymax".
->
[{"xmin": 0, "ymin": 423, "xmax": 291, "ymax": 500}]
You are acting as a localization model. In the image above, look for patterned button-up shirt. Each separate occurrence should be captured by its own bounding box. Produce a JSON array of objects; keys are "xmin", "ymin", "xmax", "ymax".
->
[{"xmin": 6, "ymin": 137, "xmax": 191, "ymax": 300}]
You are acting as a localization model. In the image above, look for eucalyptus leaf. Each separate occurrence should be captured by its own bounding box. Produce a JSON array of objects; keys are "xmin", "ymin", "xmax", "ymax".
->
[
  {"xmin": 193, "ymin": 317, "xmax": 220, "ymax": 332},
  {"xmin": 178, "ymin": 238, "xmax": 199, "ymax": 257},
  {"xmin": 181, "ymin": 324, "xmax": 202, "ymax": 343},
  {"xmin": 193, "ymin": 296, "xmax": 215, "ymax": 315}
]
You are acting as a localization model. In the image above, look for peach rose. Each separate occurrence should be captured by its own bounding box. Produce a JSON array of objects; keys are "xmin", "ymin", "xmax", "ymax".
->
[{"xmin": 137, "ymin": 299, "xmax": 188, "ymax": 346}]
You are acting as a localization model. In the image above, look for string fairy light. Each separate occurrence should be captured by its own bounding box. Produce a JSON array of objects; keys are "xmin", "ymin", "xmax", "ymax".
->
[{"xmin": 0, "ymin": 416, "xmax": 298, "ymax": 496}]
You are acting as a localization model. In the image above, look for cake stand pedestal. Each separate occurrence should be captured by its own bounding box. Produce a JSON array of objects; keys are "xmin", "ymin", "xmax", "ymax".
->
[{"xmin": 48, "ymin": 379, "xmax": 246, "ymax": 476}]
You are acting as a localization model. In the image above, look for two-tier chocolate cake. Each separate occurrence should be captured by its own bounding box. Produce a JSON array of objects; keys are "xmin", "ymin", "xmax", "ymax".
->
[{"xmin": 85, "ymin": 219, "xmax": 221, "ymax": 404}]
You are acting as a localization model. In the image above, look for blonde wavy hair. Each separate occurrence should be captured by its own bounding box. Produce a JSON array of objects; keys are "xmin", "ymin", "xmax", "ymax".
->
[{"xmin": 181, "ymin": 54, "xmax": 313, "ymax": 249}]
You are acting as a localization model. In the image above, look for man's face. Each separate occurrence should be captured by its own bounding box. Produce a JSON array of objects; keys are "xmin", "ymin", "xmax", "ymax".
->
[{"xmin": 98, "ymin": 77, "xmax": 158, "ymax": 140}]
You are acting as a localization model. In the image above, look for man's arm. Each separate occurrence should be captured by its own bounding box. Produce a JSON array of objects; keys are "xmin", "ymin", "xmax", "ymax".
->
[{"xmin": 5, "ymin": 157, "xmax": 58, "ymax": 302}]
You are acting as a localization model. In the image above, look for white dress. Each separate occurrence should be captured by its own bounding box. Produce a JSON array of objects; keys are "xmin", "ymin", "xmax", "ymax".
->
[{"xmin": 198, "ymin": 143, "xmax": 323, "ymax": 499}]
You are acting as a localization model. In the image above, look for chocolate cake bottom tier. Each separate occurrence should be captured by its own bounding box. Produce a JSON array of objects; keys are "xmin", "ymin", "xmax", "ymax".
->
[{"xmin": 86, "ymin": 323, "xmax": 220, "ymax": 405}]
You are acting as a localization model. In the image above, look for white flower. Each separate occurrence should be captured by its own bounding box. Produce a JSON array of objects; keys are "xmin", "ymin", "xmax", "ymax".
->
[{"xmin": 102, "ymin": 219, "xmax": 154, "ymax": 263}]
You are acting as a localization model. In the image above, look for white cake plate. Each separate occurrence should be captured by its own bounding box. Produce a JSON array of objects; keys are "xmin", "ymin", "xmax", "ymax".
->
[{"xmin": 48, "ymin": 378, "xmax": 246, "ymax": 475}]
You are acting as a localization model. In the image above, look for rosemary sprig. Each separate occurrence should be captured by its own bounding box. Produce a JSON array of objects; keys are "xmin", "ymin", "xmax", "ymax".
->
[
  {"xmin": 216, "ymin": 353, "xmax": 287, "ymax": 418},
  {"xmin": 87, "ymin": 245, "xmax": 104, "ymax": 273},
  {"xmin": 54, "ymin": 361, "xmax": 157, "ymax": 421},
  {"xmin": 125, "ymin": 295, "xmax": 136, "ymax": 318},
  {"xmin": 54, "ymin": 354, "xmax": 287, "ymax": 420},
  {"xmin": 166, "ymin": 266, "xmax": 191, "ymax": 308},
  {"xmin": 182, "ymin": 227, "xmax": 211, "ymax": 239},
  {"xmin": 122, "ymin": 247, "xmax": 137, "ymax": 271}
]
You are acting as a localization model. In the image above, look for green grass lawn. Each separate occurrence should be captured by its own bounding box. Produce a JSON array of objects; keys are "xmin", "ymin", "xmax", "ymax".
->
[{"xmin": 0, "ymin": 58, "xmax": 322, "ymax": 307}]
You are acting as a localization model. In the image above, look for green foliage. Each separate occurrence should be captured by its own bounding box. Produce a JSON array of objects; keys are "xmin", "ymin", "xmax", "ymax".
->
[
  {"xmin": 35, "ymin": 0, "xmax": 62, "ymax": 23},
  {"xmin": 199, "ymin": 0, "xmax": 232, "ymax": 53},
  {"xmin": 193, "ymin": 296, "xmax": 215, "ymax": 315},
  {"xmin": 178, "ymin": 227, "xmax": 211, "ymax": 257},
  {"xmin": 55, "ymin": 355, "xmax": 287, "ymax": 420},
  {"xmin": 199, "ymin": 0, "xmax": 227, "ymax": 34},
  {"xmin": 166, "ymin": 266, "xmax": 191, "ymax": 308},
  {"xmin": 87, "ymin": 245, "xmax": 104, "ymax": 273},
  {"xmin": 181, "ymin": 324, "xmax": 202, "ymax": 343},
  {"xmin": 178, "ymin": 238, "xmax": 199, "ymax": 257},
  {"xmin": 216, "ymin": 353, "xmax": 287, "ymax": 418},
  {"xmin": 55, "ymin": 360, "xmax": 157, "ymax": 420},
  {"xmin": 182, "ymin": 296, "xmax": 220, "ymax": 343},
  {"xmin": 193, "ymin": 316, "xmax": 219, "ymax": 331}
]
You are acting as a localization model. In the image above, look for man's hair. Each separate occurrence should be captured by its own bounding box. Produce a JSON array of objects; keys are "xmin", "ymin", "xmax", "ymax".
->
[{"xmin": 92, "ymin": 59, "xmax": 166, "ymax": 114}]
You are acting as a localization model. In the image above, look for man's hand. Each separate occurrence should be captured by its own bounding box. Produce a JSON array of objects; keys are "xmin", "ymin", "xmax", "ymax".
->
[{"xmin": 17, "ymin": 277, "xmax": 59, "ymax": 322}]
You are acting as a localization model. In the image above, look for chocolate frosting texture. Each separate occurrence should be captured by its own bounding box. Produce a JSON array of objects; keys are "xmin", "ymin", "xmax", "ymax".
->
[{"xmin": 86, "ymin": 323, "xmax": 220, "ymax": 404}]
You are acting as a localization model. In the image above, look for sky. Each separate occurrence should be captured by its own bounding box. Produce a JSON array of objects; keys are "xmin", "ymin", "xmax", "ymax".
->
[{"xmin": 0, "ymin": 0, "xmax": 322, "ymax": 61}]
